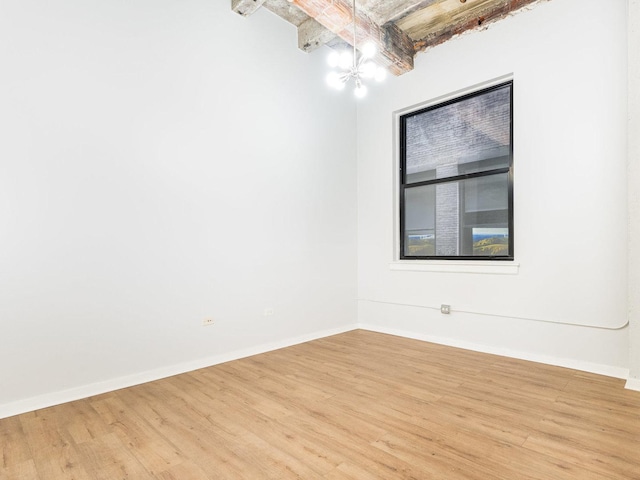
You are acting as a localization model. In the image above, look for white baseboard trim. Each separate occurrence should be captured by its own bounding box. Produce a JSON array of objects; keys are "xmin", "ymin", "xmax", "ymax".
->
[
  {"xmin": 358, "ymin": 323, "xmax": 631, "ymax": 380},
  {"xmin": 3, "ymin": 323, "xmax": 635, "ymax": 420},
  {"xmin": 626, "ymin": 377, "xmax": 640, "ymax": 392},
  {"xmin": 0, "ymin": 325, "xmax": 357, "ymax": 420}
]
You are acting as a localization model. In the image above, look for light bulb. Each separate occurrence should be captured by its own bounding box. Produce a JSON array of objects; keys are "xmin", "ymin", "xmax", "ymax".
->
[
  {"xmin": 354, "ymin": 83, "xmax": 368, "ymax": 98},
  {"xmin": 360, "ymin": 61, "xmax": 376, "ymax": 79},
  {"xmin": 338, "ymin": 51, "xmax": 353, "ymax": 70},
  {"xmin": 374, "ymin": 66, "xmax": 387, "ymax": 82},
  {"xmin": 361, "ymin": 42, "xmax": 377, "ymax": 59},
  {"xmin": 327, "ymin": 51, "xmax": 340, "ymax": 68}
]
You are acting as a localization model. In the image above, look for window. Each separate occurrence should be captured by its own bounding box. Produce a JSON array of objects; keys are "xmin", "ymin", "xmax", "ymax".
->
[{"xmin": 399, "ymin": 81, "xmax": 513, "ymax": 260}]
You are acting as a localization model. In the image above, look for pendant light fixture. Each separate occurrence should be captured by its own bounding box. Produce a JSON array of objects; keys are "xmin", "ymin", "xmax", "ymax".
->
[{"xmin": 325, "ymin": 0, "xmax": 387, "ymax": 98}]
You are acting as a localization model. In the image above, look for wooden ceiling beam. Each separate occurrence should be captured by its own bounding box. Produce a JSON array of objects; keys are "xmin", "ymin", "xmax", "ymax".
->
[
  {"xmin": 298, "ymin": 17, "xmax": 337, "ymax": 52},
  {"xmin": 289, "ymin": 0, "xmax": 415, "ymax": 75},
  {"xmin": 232, "ymin": 0, "xmax": 268, "ymax": 17},
  {"xmin": 411, "ymin": 0, "xmax": 547, "ymax": 52}
]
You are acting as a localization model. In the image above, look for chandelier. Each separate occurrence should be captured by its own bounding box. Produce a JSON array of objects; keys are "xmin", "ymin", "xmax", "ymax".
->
[{"xmin": 325, "ymin": 0, "xmax": 387, "ymax": 98}]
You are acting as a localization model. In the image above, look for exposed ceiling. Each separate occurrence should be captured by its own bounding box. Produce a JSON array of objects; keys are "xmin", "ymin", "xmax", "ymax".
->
[{"xmin": 231, "ymin": 0, "xmax": 548, "ymax": 76}]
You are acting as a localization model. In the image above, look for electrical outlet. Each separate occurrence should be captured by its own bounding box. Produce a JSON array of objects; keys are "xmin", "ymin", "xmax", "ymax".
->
[
  {"xmin": 440, "ymin": 304, "xmax": 451, "ymax": 315},
  {"xmin": 202, "ymin": 318, "xmax": 214, "ymax": 326}
]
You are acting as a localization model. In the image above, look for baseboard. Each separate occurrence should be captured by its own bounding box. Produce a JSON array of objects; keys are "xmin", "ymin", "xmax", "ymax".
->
[
  {"xmin": 358, "ymin": 323, "xmax": 631, "ymax": 380},
  {"xmin": 3, "ymin": 323, "xmax": 634, "ymax": 420},
  {"xmin": 626, "ymin": 377, "xmax": 640, "ymax": 392},
  {"xmin": 0, "ymin": 324, "xmax": 358, "ymax": 420}
]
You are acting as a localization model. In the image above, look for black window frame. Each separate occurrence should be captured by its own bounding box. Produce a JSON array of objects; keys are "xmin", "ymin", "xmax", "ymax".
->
[{"xmin": 399, "ymin": 81, "xmax": 514, "ymax": 261}]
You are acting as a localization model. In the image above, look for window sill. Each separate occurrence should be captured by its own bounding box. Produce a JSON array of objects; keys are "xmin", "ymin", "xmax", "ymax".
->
[{"xmin": 389, "ymin": 261, "xmax": 519, "ymax": 275}]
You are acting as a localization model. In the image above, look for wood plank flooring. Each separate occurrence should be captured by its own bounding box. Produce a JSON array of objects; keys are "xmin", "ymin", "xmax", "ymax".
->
[{"xmin": 1, "ymin": 330, "xmax": 640, "ymax": 479}]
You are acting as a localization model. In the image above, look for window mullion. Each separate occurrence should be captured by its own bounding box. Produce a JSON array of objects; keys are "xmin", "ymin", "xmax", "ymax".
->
[{"xmin": 404, "ymin": 167, "xmax": 510, "ymax": 189}]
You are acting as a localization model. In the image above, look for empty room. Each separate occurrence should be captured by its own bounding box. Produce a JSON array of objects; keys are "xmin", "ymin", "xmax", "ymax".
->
[{"xmin": 1, "ymin": 0, "xmax": 639, "ymax": 478}]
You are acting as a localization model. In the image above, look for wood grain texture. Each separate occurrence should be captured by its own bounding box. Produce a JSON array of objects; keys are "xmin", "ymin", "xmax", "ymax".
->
[
  {"xmin": 1, "ymin": 330, "xmax": 639, "ymax": 479},
  {"xmin": 290, "ymin": 0, "xmax": 415, "ymax": 75},
  {"xmin": 400, "ymin": 0, "xmax": 548, "ymax": 51}
]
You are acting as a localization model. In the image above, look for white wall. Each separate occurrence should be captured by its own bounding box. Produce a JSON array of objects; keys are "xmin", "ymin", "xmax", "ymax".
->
[
  {"xmin": 357, "ymin": 0, "xmax": 630, "ymax": 375},
  {"xmin": 628, "ymin": 0, "xmax": 640, "ymax": 388},
  {"xmin": 1, "ymin": 0, "xmax": 635, "ymax": 419},
  {"xmin": 0, "ymin": 0, "xmax": 357, "ymax": 417}
]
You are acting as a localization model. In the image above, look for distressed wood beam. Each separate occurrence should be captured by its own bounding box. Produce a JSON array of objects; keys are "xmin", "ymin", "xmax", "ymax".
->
[
  {"xmin": 263, "ymin": 0, "xmax": 310, "ymax": 25},
  {"xmin": 232, "ymin": 0, "xmax": 267, "ymax": 17},
  {"xmin": 410, "ymin": 0, "xmax": 548, "ymax": 52},
  {"xmin": 289, "ymin": 0, "xmax": 415, "ymax": 75},
  {"xmin": 298, "ymin": 17, "xmax": 337, "ymax": 52}
]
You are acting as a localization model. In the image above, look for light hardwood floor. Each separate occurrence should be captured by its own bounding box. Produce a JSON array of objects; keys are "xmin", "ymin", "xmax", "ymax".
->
[{"xmin": 1, "ymin": 330, "xmax": 640, "ymax": 479}]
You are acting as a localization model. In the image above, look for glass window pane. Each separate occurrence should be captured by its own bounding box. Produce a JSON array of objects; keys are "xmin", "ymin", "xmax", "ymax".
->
[
  {"xmin": 461, "ymin": 173, "xmax": 510, "ymax": 257},
  {"xmin": 403, "ymin": 173, "xmax": 510, "ymax": 258},
  {"xmin": 404, "ymin": 185, "xmax": 436, "ymax": 257},
  {"xmin": 463, "ymin": 173, "xmax": 509, "ymax": 213},
  {"xmin": 403, "ymin": 182, "xmax": 461, "ymax": 257},
  {"xmin": 404, "ymin": 84, "xmax": 511, "ymax": 185}
]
